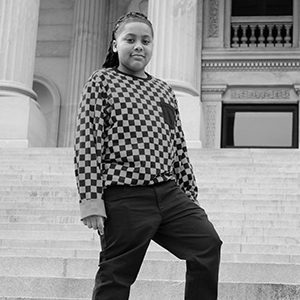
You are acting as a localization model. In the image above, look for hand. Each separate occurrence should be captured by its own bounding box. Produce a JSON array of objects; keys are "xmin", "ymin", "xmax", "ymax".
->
[{"xmin": 82, "ymin": 215, "xmax": 105, "ymax": 235}]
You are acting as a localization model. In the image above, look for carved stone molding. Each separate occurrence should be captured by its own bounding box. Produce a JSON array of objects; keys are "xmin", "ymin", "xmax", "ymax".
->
[
  {"xmin": 294, "ymin": 84, "xmax": 300, "ymax": 96},
  {"xmin": 208, "ymin": 0, "xmax": 219, "ymax": 38},
  {"xmin": 203, "ymin": 103, "xmax": 217, "ymax": 148},
  {"xmin": 202, "ymin": 84, "xmax": 227, "ymax": 95},
  {"xmin": 231, "ymin": 89, "xmax": 290, "ymax": 100},
  {"xmin": 0, "ymin": 81, "xmax": 37, "ymax": 101},
  {"xmin": 202, "ymin": 59, "xmax": 300, "ymax": 71},
  {"xmin": 223, "ymin": 85, "xmax": 299, "ymax": 103}
]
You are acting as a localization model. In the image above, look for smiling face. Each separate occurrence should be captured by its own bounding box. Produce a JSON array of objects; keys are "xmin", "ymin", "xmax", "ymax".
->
[{"xmin": 113, "ymin": 21, "xmax": 153, "ymax": 78}]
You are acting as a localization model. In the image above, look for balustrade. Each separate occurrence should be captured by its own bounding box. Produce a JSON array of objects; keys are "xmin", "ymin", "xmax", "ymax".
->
[{"xmin": 231, "ymin": 16, "xmax": 293, "ymax": 48}]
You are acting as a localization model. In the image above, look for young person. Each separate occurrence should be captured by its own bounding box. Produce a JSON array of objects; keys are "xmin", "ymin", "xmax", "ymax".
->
[{"xmin": 74, "ymin": 12, "xmax": 222, "ymax": 300}]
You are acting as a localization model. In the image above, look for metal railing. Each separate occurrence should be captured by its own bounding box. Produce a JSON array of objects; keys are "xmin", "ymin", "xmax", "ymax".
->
[{"xmin": 231, "ymin": 16, "xmax": 293, "ymax": 48}]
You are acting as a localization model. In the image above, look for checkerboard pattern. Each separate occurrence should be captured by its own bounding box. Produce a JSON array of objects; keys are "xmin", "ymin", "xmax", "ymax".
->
[{"xmin": 74, "ymin": 68, "xmax": 198, "ymax": 218}]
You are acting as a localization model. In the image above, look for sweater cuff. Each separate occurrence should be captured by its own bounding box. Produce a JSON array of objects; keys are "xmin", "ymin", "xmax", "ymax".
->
[{"xmin": 79, "ymin": 198, "xmax": 107, "ymax": 220}]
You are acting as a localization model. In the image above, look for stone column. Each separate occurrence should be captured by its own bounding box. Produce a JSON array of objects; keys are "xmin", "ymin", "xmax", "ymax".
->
[
  {"xmin": 148, "ymin": 0, "xmax": 203, "ymax": 148},
  {"xmin": 201, "ymin": 85, "xmax": 227, "ymax": 148},
  {"xmin": 0, "ymin": 0, "xmax": 46, "ymax": 147},
  {"xmin": 61, "ymin": 0, "xmax": 108, "ymax": 147}
]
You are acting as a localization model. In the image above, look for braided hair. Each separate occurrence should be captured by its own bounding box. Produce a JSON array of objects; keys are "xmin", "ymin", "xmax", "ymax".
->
[{"xmin": 102, "ymin": 12, "xmax": 153, "ymax": 68}]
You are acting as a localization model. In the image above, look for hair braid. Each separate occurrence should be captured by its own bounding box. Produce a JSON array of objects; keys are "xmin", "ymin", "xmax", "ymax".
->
[{"xmin": 102, "ymin": 33, "xmax": 119, "ymax": 68}]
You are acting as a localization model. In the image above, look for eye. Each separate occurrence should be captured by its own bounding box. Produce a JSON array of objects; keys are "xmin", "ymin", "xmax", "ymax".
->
[
  {"xmin": 126, "ymin": 38, "xmax": 135, "ymax": 43},
  {"xmin": 143, "ymin": 39, "xmax": 151, "ymax": 45}
]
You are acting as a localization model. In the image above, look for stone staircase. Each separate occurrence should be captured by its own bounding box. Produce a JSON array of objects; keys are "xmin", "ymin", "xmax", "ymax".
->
[{"xmin": 0, "ymin": 148, "xmax": 299, "ymax": 300}]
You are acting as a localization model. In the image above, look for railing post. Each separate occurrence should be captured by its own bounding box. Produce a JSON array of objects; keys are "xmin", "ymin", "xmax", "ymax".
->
[
  {"xmin": 285, "ymin": 24, "xmax": 292, "ymax": 47},
  {"xmin": 266, "ymin": 24, "xmax": 274, "ymax": 47},
  {"xmin": 240, "ymin": 24, "xmax": 248, "ymax": 47},
  {"xmin": 275, "ymin": 24, "xmax": 283, "ymax": 47},
  {"xmin": 232, "ymin": 24, "xmax": 239, "ymax": 47},
  {"xmin": 249, "ymin": 25, "xmax": 257, "ymax": 47},
  {"xmin": 258, "ymin": 24, "xmax": 266, "ymax": 47}
]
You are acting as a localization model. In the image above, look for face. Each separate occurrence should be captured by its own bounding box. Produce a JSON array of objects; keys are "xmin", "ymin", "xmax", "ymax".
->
[{"xmin": 113, "ymin": 21, "xmax": 153, "ymax": 78}]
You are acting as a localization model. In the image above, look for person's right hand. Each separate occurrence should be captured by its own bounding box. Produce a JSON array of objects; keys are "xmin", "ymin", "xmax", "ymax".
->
[{"xmin": 82, "ymin": 215, "xmax": 105, "ymax": 235}]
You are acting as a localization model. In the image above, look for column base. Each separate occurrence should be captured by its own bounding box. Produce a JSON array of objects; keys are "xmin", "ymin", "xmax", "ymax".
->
[{"xmin": 0, "ymin": 95, "xmax": 47, "ymax": 147}]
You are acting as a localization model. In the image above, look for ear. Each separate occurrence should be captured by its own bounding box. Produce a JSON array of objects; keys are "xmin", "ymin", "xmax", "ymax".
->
[{"xmin": 112, "ymin": 40, "xmax": 117, "ymax": 53}]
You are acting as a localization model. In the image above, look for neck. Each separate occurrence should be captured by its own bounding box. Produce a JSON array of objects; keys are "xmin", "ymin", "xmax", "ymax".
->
[{"xmin": 117, "ymin": 66, "xmax": 147, "ymax": 79}]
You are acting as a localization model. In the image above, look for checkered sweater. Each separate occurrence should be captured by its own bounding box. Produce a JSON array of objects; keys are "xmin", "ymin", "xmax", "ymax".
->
[{"xmin": 74, "ymin": 68, "xmax": 198, "ymax": 219}]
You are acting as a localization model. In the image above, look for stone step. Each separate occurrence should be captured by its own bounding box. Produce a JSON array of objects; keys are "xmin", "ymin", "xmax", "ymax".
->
[
  {"xmin": 0, "ymin": 181, "xmax": 76, "ymax": 187},
  {"xmin": 212, "ymin": 219, "xmax": 300, "ymax": 228},
  {"xmin": 0, "ymin": 232, "xmax": 299, "ymax": 249},
  {"xmin": 2, "ymin": 193, "xmax": 299, "ymax": 203},
  {"xmin": 0, "ymin": 190, "xmax": 300, "ymax": 205},
  {"xmin": 0, "ymin": 230, "xmax": 99, "ymax": 241},
  {"xmin": 0, "ymin": 197, "xmax": 78, "ymax": 206},
  {"xmin": 0, "ymin": 186, "xmax": 76, "ymax": 192},
  {"xmin": 201, "ymin": 193, "xmax": 300, "ymax": 200},
  {"xmin": 206, "ymin": 205, "xmax": 300, "ymax": 214},
  {"xmin": 0, "ymin": 219, "xmax": 298, "ymax": 231},
  {"xmin": 0, "ymin": 238, "xmax": 100, "ymax": 249},
  {"xmin": 1, "ymin": 189, "xmax": 298, "ymax": 200},
  {"xmin": 0, "ymin": 147, "xmax": 299, "ymax": 300},
  {"xmin": 1, "ymin": 167, "xmax": 299, "ymax": 177},
  {"xmin": 193, "ymin": 161, "xmax": 300, "ymax": 167},
  {"xmin": 0, "ymin": 202, "xmax": 79, "ymax": 210},
  {"xmin": 0, "ymin": 215, "xmax": 81, "ymax": 225},
  {"xmin": 1, "ymin": 148, "xmax": 297, "ymax": 158},
  {"xmin": 0, "ymin": 277, "xmax": 299, "ymax": 300},
  {"xmin": 219, "ymin": 235, "xmax": 300, "ymax": 245},
  {"xmin": 1, "ymin": 181, "xmax": 298, "ymax": 191},
  {"xmin": 0, "ymin": 179, "xmax": 298, "ymax": 188},
  {"xmin": 0, "ymin": 190, "xmax": 78, "ymax": 198},
  {"xmin": 0, "ymin": 246, "xmax": 299, "ymax": 264},
  {"xmin": 1, "ymin": 211, "xmax": 299, "ymax": 225},
  {"xmin": 0, "ymin": 151, "xmax": 299, "ymax": 168},
  {"xmin": 2, "ymin": 192, "xmax": 299, "ymax": 201},
  {"xmin": 198, "ymin": 187, "xmax": 300, "ymax": 195},
  {"xmin": 1, "ymin": 217, "xmax": 298, "ymax": 229},
  {"xmin": 1, "ymin": 163, "xmax": 299, "ymax": 171},
  {"xmin": 0, "ymin": 298, "xmax": 88, "ymax": 300},
  {"xmin": 0, "ymin": 223, "xmax": 299, "ymax": 239},
  {"xmin": 207, "ymin": 211, "xmax": 300, "ymax": 221},
  {"xmin": 1, "ymin": 239, "xmax": 299, "ymax": 255},
  {"xmin": 0, "ymin": 256, "xmax": 299, "ymax": 284},
  {"xmin": 1, "ymin": 202, "xmax": 299, "ymax": 213}
]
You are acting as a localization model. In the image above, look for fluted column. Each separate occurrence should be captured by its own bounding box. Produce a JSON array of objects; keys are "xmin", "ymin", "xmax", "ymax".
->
[
  {"xmin": 62, "ymin": 0, "xmax": 108, "ymax": 147},
  {"xmin": 148, "ymin": 0, "xmax": 202, "ymax": 148},
  {"xmin": 148, "ymin": 0, "xmax": 199, "ymax": 94},
  {"xmin": 0, "ymin": 0, "xmax": 46, "ymax": 147},
  {"xmin": 0, "ymin": 0, "xmax": 39, "ymax": 89}
]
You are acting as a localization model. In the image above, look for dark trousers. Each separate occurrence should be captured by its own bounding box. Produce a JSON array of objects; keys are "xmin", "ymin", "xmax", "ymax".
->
[{"xmin": 92, "ymin": 181, "xmax": 222, "ymax": 300}]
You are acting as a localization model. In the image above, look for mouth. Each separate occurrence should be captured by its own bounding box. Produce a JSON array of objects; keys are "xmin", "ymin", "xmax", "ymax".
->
[{"xmin": 131, "ymin": 54, "xmax": 145, "ymax": 59}]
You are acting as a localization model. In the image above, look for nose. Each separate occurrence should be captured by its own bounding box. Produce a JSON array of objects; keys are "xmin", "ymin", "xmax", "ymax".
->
[{"xmin": 134, "ymin": 41, "xmax": 143, "ymax": 51}]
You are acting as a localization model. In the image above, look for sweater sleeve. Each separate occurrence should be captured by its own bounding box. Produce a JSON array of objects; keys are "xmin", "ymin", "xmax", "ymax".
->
[
  {"xmin": 172, "ymin": 95, "xmax": 199, "ymax": 203},
  {"xmin": 74, "ymin": 73, "xmax": 107, "ymax": 220}
]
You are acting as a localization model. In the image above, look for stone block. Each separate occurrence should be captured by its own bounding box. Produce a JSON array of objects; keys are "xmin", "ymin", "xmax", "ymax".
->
[
  {"xmin": 37, "ymin": 25, "xmax": 72, "ymax": 41},
  {"xmin": 38, "ymin": 8, "xmax": 73, "ymax": 25},
  {"xmin": 0, "ymin": 96, "xmax": 47, "ymax": 147}
]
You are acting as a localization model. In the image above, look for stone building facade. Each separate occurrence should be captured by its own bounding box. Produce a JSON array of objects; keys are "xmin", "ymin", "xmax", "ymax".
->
[{"xmin": 0, "ymin": 0, "xmax": 299, "ymax": 149}]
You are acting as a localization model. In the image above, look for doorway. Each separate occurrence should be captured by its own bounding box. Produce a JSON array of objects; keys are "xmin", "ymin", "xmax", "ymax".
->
[{"xmin": 221, "ymin": 104, "xmax": 298, "ymax": 148}]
